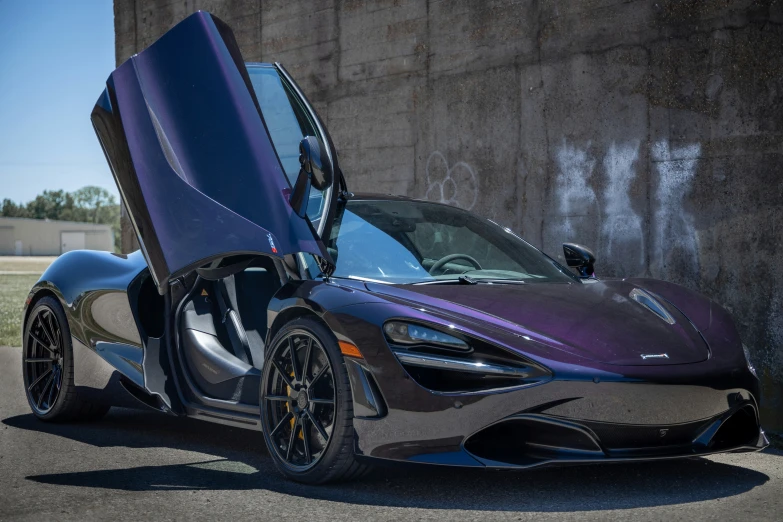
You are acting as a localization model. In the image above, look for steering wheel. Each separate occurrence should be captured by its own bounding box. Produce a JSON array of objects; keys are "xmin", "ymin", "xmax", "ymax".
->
[{"xmin": 428, "ymin": 254, "xmax": 482, "ymax": 275}]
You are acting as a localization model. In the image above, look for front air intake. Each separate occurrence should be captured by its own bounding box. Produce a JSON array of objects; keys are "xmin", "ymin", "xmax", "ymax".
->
[
  {"xmin": 464, "ymin": 415, "xmax": 603, "ymax": 465},
  {"xmin": 708, "ymin": 405, "xmax": 759, "ymax": 450}
]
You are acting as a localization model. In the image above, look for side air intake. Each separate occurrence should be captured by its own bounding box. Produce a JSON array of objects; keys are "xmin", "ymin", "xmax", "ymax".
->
[{"xmin": 708, "ymin": 405, "xmax": 760, "ymax": 450}]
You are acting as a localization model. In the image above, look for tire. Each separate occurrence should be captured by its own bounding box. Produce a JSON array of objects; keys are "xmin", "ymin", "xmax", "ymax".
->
[
  {"xmin": 22, "ymin": 296, "xmax": 110, "ymax": 422},
  {"xmin": 259, "ymin": 316, "xmax": 372, "ymax": 484}
]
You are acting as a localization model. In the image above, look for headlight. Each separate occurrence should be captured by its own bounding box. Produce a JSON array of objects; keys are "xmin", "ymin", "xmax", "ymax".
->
[
  {"xmin": 383, "ymin": 320, "xmax": 552, "ymax": 393},
  {"xmin": 743, "ymin": 344, "xmax": 758, "ymax": 378},
  {"xmin": 384, "ymin": 321, "xmax": 469, "ymax": 350}
]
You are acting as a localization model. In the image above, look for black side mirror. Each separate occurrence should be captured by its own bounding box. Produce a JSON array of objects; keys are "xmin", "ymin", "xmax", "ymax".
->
[
  {"xmin": 563, "ymin": 243, "xmax": 596, "ymax": 278},
  {"xmin": 290, "ymin": 136, "xmax": 333, "ymax": 218}
]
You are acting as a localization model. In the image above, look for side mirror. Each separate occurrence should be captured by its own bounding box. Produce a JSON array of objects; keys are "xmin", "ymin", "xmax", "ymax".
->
[
  {"xmin": 563, "ymin": 243, "xmax": 596, "ymax": 278},
  {"xmin": 290, "ymin": 136, "xmax": 333, "ymax": 218}
]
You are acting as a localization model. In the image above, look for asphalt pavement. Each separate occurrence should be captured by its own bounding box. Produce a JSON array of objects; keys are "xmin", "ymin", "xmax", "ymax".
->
[{"xmin": 0, "ymin": 346, "xmax": 781, "ymax": 521}]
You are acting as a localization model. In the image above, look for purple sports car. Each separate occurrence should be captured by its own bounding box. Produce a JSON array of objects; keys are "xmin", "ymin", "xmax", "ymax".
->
[{"xmin": 20, "ymin": 11, "xmax": 767, "ymax": 484}]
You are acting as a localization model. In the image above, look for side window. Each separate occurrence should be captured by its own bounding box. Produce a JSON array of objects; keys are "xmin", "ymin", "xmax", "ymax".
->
[{"xmin": 247, "ymin": 66, "xmax": 325, "ymax": 222}]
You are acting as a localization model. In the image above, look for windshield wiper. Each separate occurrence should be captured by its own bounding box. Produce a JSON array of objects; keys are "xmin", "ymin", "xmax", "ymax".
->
[
  {"xmin": 476, "ymin": 278, "xmax": 528, "ymax": 285},
  {"xmin": 413, "ymin": 276, "xmax": 530, "ymax": 286},
  {"xmin": 413, "ymin": 275, "xmax": 478, "ymax": 285}
]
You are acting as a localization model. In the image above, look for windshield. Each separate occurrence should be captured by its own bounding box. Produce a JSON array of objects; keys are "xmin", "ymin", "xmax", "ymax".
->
[{"xmin": 322, "ymin": 199, "xmax": 578, "ymax": 284}]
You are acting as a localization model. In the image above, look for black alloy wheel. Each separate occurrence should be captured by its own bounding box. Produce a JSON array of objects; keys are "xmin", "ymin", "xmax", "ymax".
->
[
  {"xmin": 262, "ymin": 329, "xmax": 336, "ymax": 470},
  {"xmin": 22, "ymin": 296, "xmax": 110, "ymax": 422},
  {"xmin": 260, "ymin": 316, "xmax": 371, "ymax": 483},
  {"xmin": 24, "ymin": 304, "xmax": 64, "ymax": 415}
]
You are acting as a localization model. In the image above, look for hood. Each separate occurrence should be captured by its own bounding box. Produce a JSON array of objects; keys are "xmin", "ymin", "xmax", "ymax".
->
[{"xmin": 366, "ymin": 280, "xmax": 709, "ymax": 366}]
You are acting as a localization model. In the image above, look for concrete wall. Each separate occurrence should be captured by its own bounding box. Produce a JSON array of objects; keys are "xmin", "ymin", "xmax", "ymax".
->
[
  {"xmin": 0, "ymin": 217, "xmax": 114, "ymax": 256},
  {"xmin": 114, "ymin": 0, "xmax": 783, "ymax": 430}
]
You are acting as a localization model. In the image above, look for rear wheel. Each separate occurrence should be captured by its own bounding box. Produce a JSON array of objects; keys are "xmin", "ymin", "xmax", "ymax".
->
[
  {"xmin": 22, "ymin": 296, "xmax": 110, "ymax": 422},
  {"xmin": 260, "ymin": 316, "xmax": 371, "ymax": 483}
]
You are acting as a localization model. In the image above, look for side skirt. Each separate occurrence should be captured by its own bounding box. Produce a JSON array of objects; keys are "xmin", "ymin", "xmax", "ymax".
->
[{"xmin": 185, "ymin": 404, "xmax": 261, "ymax": 431}]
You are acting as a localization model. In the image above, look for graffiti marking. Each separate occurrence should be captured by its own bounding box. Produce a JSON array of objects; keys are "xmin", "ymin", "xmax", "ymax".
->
[
  {"xmin": 425, "ymin": 151, "xmax": 478, "ymax": 210},
  {"xmin": 602, "ymin": 141, "xmax": 644, "ymax": 266}
]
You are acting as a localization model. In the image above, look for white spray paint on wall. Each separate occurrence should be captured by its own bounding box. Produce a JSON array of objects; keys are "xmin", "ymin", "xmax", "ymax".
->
[
  {"xmin": 651, "ymin": 141, "xmax": 701, "ymax": 276},
  {"xmin": 554, "ymin": 140, "xmax": 597, "ymax": 239},
  {"xmin": 421, "ymin": 141, "xmax": 695, "ymax": 279},
  {"xmin": 425, "ymin": 151, "xmax": 478, "ymax": 210},
  {"xmin": 601, "ymin": 141, "xmax": 644, "ymax": 266},
  {"xmin": 549, "ymin": 139, "xmax": 699, "ymax": 276}
]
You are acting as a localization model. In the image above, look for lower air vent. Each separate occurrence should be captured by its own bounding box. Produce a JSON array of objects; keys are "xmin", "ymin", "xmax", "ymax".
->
[
  {"xmin": 464, "ymin": 415, "xmax": 603, "ymax": 465},
  {"xmin": 709, "ymin": 405, "xmax": 759, "ymax": 450},
  {"xmin": 578, "ymin": 417, "xmax": 712, "ymax": 450}
]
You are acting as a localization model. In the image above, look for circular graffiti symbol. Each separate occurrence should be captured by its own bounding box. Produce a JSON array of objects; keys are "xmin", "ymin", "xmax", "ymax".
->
[{"xmin": 424, "ymin": 151, "xmax": 478, "ymax": 210}]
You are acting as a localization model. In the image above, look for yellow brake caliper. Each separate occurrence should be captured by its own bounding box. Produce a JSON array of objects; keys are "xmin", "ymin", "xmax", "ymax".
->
[{"xmin": 286, "ymin": 371, "xmax": 304, "ymax": 440}]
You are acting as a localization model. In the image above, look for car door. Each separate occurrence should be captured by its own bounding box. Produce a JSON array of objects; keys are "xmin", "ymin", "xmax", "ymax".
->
[
  {"xmin": 246, "ymin": 62, "xmax": 342, "ymax": 246},
  {"xmin": 90, "ymin": 11, "xmax": 340, "ymax": 294}
]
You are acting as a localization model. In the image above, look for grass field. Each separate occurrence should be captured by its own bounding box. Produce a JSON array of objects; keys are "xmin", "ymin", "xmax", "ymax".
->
[
  {"xmin": 0, "ymin": 274, "xmax": 40, "ymax": 346},
  {"xmin": 0, "ymin": 257, "xmax": 53, "ymax": 346},
  {"xmin": 0, "ymin": 256, "xmax": 56, "ymax": 273}
]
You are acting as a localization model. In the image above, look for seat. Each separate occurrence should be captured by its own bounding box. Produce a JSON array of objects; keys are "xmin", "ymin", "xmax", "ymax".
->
[
  {"xmin": 212, "ymin": 256, "xmax": 282, "ymax": 369},
  {"xmin": 233, "ymin": 266, "xmax": 282, "ymax": 356},
  {"xmin": 181, "ymin": 256, "xmax": 284, "ymax": 402},
  {"xmin": 180, "ymin": 290, "xmax": 260, "ymax": 403}
]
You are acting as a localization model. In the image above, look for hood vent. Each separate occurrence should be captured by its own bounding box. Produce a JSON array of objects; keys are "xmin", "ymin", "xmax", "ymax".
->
[{"xmin": 629, "ymin": 288, "xmax": 676, "ymax": 325}]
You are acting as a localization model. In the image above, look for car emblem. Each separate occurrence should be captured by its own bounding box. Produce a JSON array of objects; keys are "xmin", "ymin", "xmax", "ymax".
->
[
  {"xmin": 641, "ymin": 353, "xmax": 669, "ymax": 360},
  {"xmin": 267, "ymin": 233, "xmax": 278, "ymax": 254},
  {"xmin": 659, "ymin": 429, "xmax": 669, "ymax": 438}
]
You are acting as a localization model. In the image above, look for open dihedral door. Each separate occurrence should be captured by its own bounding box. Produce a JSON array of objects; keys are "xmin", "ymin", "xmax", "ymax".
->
[{"xmin": 91, "ymin": 11, "xmax": 330, "ymax": 294}]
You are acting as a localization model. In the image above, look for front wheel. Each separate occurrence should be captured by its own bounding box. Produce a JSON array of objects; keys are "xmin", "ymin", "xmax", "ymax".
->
[{"xmin": 259, "ymin": 316, "xmax": 371, "ymax": 484}]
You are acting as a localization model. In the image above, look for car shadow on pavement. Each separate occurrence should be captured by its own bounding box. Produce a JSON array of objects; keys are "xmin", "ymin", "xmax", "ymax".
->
[{"xmin": 3, "ymin": 407, "xmax": 774, "ymax": 513}]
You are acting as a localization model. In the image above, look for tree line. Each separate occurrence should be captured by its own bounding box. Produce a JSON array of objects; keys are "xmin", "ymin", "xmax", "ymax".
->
[{"xmin": 1, "ymin": 186, "xmax": 121, "ymax": 252}]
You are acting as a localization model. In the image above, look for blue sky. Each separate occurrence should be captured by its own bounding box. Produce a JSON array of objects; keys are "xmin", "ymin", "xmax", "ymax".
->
[{"xmin": 0, "ymin": 0, "xmax": 118, "ymax": 204}]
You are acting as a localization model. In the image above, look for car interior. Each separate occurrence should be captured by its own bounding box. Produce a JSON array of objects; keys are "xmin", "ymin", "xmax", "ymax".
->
[{"xmin": 177, "ymin": 255, "xmax": 286, "ymax": 407}]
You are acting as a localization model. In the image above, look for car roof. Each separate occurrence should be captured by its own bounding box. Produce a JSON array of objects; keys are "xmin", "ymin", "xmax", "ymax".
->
[
  {"xmin": 347, "ymin": 192, "xmax": 466, "ymax": 206},
  {"xmin": 348, "ymin": 192, "xmax": 418, "ymax": 202},
  {"xmin": 345, "ymin": 193, "xmax": 478, "ymax": 216}
]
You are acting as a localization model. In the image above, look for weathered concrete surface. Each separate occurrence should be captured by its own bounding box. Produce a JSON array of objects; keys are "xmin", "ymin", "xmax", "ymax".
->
[{"xmin": 114, "ymin": 0, "xmax": 783, "ymax": 430}]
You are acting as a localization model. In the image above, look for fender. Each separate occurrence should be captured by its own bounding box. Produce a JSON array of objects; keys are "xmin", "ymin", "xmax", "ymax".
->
[
  {"xmin": 23, "ymin": 250, "xmax": 175, "ymax": 411},
  {"xmin": 266, "ymin": 277, "xmax": 389, "ymax": 346}
]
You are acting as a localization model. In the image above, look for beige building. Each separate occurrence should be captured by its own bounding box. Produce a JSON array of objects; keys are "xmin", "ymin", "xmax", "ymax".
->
[{"xmin": 0, "ymin": 217, "xmax": 114, "ymax": 256}]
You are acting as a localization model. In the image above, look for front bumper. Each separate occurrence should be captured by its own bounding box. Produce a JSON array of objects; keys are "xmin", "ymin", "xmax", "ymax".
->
[
  {"xmin": 461, "ymin": 403, "xmax": 768, "ymax": 469},
  {"xmin": 328, "ymin": 301, "xmax": 765, "ymax": 469},
  {"xmin": 352, "ymin": 380, "xmax": 767, "ymax": 468}
]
